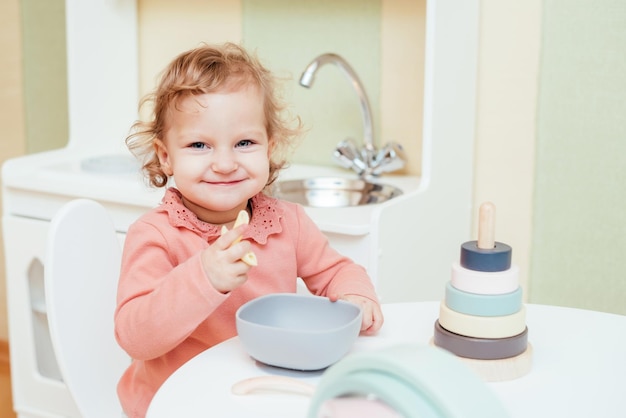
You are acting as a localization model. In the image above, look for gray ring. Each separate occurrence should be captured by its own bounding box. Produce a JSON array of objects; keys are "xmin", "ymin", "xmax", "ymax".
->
[
  {"xmin": 460, "ymin": 241, "xmax": 512, "ymax": 272},
  {"xmin": 433, "ymin": 320, "xmax": 528, "ymax": 360}
]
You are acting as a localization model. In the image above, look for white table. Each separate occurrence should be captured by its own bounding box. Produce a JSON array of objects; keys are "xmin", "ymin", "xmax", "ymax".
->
[{"xmin": 147, "ymin": 302, "xmax": 626, "ymax": 417}]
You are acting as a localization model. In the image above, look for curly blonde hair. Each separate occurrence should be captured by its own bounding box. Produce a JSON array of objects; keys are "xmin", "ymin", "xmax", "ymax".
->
[{"xmin": 126, "ymin": 42, "xmax": 302, "ymax": 188}]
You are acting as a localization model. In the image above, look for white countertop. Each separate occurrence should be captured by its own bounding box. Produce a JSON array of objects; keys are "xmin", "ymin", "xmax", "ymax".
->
[
  {"xmin": 2, "ymin": 149, "xmax": 420, "ymax": 235},
  {"xmin": 146, "ymin": 301, "xmax": 626, "ymax": 418}
]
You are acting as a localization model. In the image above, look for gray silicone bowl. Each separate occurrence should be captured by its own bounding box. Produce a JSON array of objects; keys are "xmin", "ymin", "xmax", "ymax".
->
[{"xmin": 236, "ymin": 293, "xmax": 363, "ymax": 371}]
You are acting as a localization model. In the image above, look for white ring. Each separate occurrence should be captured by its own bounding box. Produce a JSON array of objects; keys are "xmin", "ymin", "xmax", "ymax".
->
[
  {"xmin": 439, "ymin": 302, "xmax": 526, "ymax": 338},
  {"xmin": 451, "ymin": 262, "xmax": 519, "ymax": 295}
]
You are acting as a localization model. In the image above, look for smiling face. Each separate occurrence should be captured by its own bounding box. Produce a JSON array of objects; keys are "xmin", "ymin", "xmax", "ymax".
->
[{"xmin": 155, "ymin": 83, "xmax": 270, "ymax": 225}]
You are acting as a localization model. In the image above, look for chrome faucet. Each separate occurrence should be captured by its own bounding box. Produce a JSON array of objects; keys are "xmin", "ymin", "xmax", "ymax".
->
[{"xmin": 299, "ymin": 53, "xmax": 405, "ymax": 178}]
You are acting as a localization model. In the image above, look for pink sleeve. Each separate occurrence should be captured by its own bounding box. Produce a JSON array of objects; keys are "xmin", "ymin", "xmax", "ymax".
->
[
  {"xmin": 290, "ymin": 205, "xmax": 380, "ymax": 303},
  {"xmin": 114, "ymin": 220, "xmax": 227, "ymax": 360}
]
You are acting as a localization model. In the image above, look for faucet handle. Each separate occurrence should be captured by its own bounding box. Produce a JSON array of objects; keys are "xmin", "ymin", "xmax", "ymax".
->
[
  {"xmin": 370, "ymin": 142, "xmax": 406, "ymax": 176},
  {"xmin": 333, "ymin": 138, "xmax": 368, "ymax": 174}
]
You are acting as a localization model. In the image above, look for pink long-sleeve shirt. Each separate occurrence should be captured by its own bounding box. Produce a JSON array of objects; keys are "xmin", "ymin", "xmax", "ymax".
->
[{"xmin": 114, "ymin": 188, "xmax": 379, "ymax": 417}]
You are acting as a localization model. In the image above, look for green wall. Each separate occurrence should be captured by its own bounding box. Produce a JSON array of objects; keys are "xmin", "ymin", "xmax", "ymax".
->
[
  {"xmin": 529, "ymin": 0, "xmax": 626, "ymax": 314},
  {"xmin": 242, "ymin": 0, "xmax": 381, "ymax": 166},
  {"xmin": 20, "ymin": 0, "xmax": 68, "ymax": 153}
]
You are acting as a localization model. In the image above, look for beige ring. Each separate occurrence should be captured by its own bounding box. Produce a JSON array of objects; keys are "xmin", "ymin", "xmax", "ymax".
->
[{"xmin": 438, "ymin": 302, "xmax": 526, "ymax": 339}]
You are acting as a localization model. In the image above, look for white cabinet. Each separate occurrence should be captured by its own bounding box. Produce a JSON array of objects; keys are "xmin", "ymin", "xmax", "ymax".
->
[
  {"xmin": 3, "ymin": 216, "xmax": 81, "ymax": 417},
  {"xmin": 2, "ymin": 156, "xmax": 149, "ymax": 417}
]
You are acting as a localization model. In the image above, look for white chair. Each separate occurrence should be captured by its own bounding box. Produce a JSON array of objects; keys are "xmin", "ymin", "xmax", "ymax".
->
[{"xmin": 45, "ymin": 199, "xmax": 130, "ymax": 417}]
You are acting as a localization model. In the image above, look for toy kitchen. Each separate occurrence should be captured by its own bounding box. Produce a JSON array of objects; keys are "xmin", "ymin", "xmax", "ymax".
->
[{"xmin": 1, "ymin": 0, "xmax": 478, "ymax": 416}]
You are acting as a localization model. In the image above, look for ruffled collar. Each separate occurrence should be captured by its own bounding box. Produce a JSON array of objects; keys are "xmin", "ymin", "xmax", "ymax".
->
[{"xmin": 157, "ymin": 187, "xmax": 284, "ymax": 244}]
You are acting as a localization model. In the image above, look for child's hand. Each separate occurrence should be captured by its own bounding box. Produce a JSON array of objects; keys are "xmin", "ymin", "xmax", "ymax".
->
[
  {"xmin": 329, "ymin": 293, "xmax": 384, "ymax": 335},
  {"xmin": 201, "ymin": 225, "xmax": 253, "ymax": 293}
]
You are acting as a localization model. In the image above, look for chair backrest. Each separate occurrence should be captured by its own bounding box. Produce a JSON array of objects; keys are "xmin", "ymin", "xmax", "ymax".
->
[{"xmin": 45, "ymin": 199, "xmax": 130, "ymax": 417}]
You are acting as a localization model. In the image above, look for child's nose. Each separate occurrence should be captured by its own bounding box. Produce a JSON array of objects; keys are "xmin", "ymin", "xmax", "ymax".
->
[{"xmin": 211, "ymin": 151, "xmax": 238, "ymax": 173}]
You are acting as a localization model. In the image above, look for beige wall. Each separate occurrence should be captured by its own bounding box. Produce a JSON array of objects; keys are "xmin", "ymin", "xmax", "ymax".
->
[
  {"xmin": 137, "ymin": 0, "xmax": 242, "ymax": 97},
  {"xmin": 381, "ymin": 0, "xmax": 425, "ymax": 178},
  {"xmin": 0, "ymin": 0, "xmax": 27, "ymax": 340},
  {"xmin": 473, "ymin": 0, "xmax": 542, "ymax": 294}
]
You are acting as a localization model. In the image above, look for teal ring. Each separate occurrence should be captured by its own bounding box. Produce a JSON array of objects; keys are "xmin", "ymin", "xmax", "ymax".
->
[
  {"xmin": 307, "ymin": 344, "xmax": 509, "ymax": 418},
  {"xmin": 445, "ymin": 281, "xmax": 523, "ymax": 317}
]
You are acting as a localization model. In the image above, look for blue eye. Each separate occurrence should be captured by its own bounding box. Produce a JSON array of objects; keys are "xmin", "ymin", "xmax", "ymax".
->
[
  {"xmin": 189, "ymin": 142, "xmax": 207, "ymax": 149},
  {"xmin": 236, "ymin": 139, "xmax": 253, "ymax": 148}
]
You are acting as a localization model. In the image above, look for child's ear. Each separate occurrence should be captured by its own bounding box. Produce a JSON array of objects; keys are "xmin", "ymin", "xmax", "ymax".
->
[{"xmin": 154, "ymin": 139, "xmax": 174, "ymax": 176}]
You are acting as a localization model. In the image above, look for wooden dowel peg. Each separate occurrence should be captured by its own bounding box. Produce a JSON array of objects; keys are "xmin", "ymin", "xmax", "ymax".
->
[{"xmin": 477, "ymin": 202, "xmax": 496, "ymax": 249}]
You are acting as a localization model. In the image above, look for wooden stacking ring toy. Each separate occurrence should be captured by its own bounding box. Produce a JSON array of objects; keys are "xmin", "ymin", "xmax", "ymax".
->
[
  {"xmin": 451, "ymin": 263, "xmax": 519, "ymax": 295},
  {"xmin": 433, "ymin": 320, "xmax": 528, "ymax": 360},
  {"xmin": 438, "ymin": 302, "xmax": 526, "ymax": 339},
  {"xmin": 433, "ymin": 201, "xmax": 532, "ymax": 382},
  {"xmin": 460, "ymin": 202, "xmax": 512, "ymax": 272},
  {"xmin": 445, "ymin": 282, "xmax": 523, "ymax": 317}
]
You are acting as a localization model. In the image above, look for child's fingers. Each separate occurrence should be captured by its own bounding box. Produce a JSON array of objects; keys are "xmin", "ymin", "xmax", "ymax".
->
[
  {"xmin": 361, "ymin": 304, "xmax": 384, "ymax": 335},
  {"xmin": 332, "ymin": 294, "xmax": 384, "ymax": 335},
  {"xmin": 219, "ymin": 231, "xmax": 257, "ymax": 267},
  {"xmin": 220, "ymin": 214, "xmax": 257, "ymax": 266},
  {"xmin": 328, "ymin": 293, "xmax": 340, "ymax": 302},
  {"xmin": 218, "ymin": 224, "xmax": 248, "ymax": 250},
  {"xmin": 231, "ymin": 240, "xmax": 253, "ymax": 261}
]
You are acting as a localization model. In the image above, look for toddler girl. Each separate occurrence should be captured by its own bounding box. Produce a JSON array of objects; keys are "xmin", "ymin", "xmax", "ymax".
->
[{"xmin": 114, "ymin": 43, "xmax": 383, "ymax": 418}]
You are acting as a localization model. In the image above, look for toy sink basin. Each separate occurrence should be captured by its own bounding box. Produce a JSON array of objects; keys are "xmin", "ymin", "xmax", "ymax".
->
[
  {"xmin": 236, "ymin": 293, "xmax": 363, "ymax": 371},
  {"xmin": 274, "ymin": 177, "xmax": 403, "ymax": 207}
]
